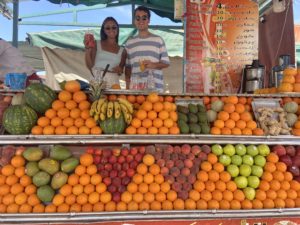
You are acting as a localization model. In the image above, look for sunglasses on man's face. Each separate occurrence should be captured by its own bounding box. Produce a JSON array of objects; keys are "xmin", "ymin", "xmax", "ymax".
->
[
  {"xmin": 135, "ymin": 15, "xmax": 148, "ymax": 21},
  {"xmin": 105, "ymin": 26, "xmax": 117, "ymax": 31}
]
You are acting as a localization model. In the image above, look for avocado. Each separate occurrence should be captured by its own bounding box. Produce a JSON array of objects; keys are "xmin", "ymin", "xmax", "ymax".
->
[
  {"xmin": 51, "ymin": 172, "xmax": 68, "ymax": 190},
  {"xmin": 25, "ymin": 162, "xmax": 40, "ymax": 177},
  {"xmin": 38, "ymin": 158, "xmax": 60, "ymax": 175},
  {"xmin": 22, "ymin": 147, "xmax": 43, "ymax": 162},
  {"xmin": 197, "ymin": 104, "xmax": 206, "ymax": 112},
  {"xmin": 189, "ymin": 123, "xmax": 201, "ymax": 134},
  {"xmin": 61, "ymin": 157, "xmax": 79, "ymax": 173},
  {"xmin": 188, "ymin": 103, "xmax": 198, "ymax": 114},
  {"xmin": 177, "ymin": 105, "xmax": 189, "ymax": 114},
  {"xmin": 201, "ymin": 123, "xmax": 211, "ymax": 134},
  {"xmin": 37, "ymin": 185, "xmax": 55, "ymax": 203},
  {"xmin": 33, "ymin": 171, "xmax": 51, "ymax": 187},
  {"xmin": 50, "ymin": 145, "xmax": 72, "ymax": 161},
  {"xmin": 188, "ymin": 113, "xmax": 198, "ymax": 123},
  {"xmin": 198, "ymin": 112, "xmax": 208, "ymax": 123},
  {"xmin": 178, "ymin": 112, "xmax": 188, "ymax": 123},
  {"xmin": 178, "ymin": 120, "xmax": 190, "ymax": 134}
]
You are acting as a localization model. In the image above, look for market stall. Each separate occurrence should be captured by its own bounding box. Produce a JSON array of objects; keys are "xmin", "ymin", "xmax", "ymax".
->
[{"xmin": 1, "ymin": 0, "xmax": 300, "ymax": 224}]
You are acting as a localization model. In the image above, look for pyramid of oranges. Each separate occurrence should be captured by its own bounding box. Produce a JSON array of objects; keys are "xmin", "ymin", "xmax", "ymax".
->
[
  {"xmin": 125, "ymin": 93, "xmax": 180, "ymax": 135},
  {"xmin": 31, "ymin": 80, "xmax": 102, "ymax": 135},
  {"xmin": 209, "ymin": 96, "xmax": 264, "ymax": 136}
]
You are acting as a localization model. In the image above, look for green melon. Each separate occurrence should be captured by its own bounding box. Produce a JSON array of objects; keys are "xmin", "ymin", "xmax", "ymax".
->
[
  {"xmin": 99, "ymin": 114, "xmax": 126, "ymax": 134},
  {"xmin": 24, "ymin": 83, "xmax": 57, "ymax": 114},
  {"xmin": 3, "ymin": 105, "xmax": 38, "ymax": 135}
]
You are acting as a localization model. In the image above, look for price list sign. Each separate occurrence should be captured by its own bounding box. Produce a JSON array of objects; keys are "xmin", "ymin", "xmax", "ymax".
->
[{"xmin": 185, "ymin": 0, "xmax": 259, "ymax": 93}]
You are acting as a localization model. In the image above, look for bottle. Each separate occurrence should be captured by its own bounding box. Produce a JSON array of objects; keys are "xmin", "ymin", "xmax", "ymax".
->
[{"xmin": 147, "ymin": 70, "xmax": 155, "ymax": 90}]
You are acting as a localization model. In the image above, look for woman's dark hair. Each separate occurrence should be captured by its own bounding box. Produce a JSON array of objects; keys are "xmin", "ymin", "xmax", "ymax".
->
[
  {"xmin": 100, "ymin": 17, "xmax": 119, "ymax": 42},
  {"xmin": 134, "ymin": 6, "xmax": 151, "ymax": 19}
]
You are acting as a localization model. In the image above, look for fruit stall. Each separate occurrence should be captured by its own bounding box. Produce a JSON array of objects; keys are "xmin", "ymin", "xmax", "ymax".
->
[{"xmin": 2, "ymin": 77, "xmax": 300, "ymax": 225}]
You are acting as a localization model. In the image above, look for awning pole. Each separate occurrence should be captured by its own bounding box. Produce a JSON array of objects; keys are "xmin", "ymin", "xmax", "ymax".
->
[
  {"xmin": 131, "ymin": 3, "xmax": 135, "ymax": 25},
  {"xmin": 12, "ymin": 0, "xmax": 19, "ymax": 47}
]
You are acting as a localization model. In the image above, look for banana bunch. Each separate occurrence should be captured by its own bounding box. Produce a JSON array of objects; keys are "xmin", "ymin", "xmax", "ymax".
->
[{"xmin": 89, "ymin": 97, "xmax": 133, "ymax": 124}]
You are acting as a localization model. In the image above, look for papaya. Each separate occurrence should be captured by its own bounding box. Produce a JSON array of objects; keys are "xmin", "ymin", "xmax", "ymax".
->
[
  {"xmin": 25, "ymin": 162, "xmax": 40, "ymax": 177},
  {"xmin": 51, "ymin": 172, "xmax": 68, "ymax": 190},
  {"xmin": 61, "ymin": 157, "xmax": 79, "ymax": 173},
  {"xmin": 37, "ymin": 185, "xmax": 55, "ymax": 203},
  {"xmin": 23, "ymin": 147, "xmax": 43, "ymax": 161},
  {"xmin": 38, "ymin": 158, "xmax": 60, "ymax": 175},
  {"xmin": 33, "ymin": 171, "xmax": 50, "ymax": 187},
  {"xmin": 50, "ymin": 145, "xmax": 72, "ymax": 161}
]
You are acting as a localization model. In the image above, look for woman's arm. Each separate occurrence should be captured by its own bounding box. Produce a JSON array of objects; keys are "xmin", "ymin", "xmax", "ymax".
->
[
  {"xmin": 112, "ymin": 48, "xmax": 127, "ymax": 75},
  {"xmin": 85, "ymin": 47, "xmax": 96, "ymax": 70}
]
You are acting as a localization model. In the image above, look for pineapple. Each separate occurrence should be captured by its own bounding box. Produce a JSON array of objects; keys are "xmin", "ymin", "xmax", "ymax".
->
[{"xmin": 89, "ymin": 77, "xmax": 105, "ymax": 102}]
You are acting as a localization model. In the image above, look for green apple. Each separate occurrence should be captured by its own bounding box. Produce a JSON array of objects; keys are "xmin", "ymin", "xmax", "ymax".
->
[
  {"xmin": 254, "ymin": 155, "xmax": 266, "ymax": 167},
  {"xmin": 246, "ymin": 145, "xmax": 259, "ymax": 156},
  {"xmin": 234, "ymin": 176, "xmax": 248, "ymax": 189},
  {"xmin": 227, "ymin": 164, "xmax": 239, "ymax": 177},
  {"xmin": 257, "ymin": 144, "xmax": 270, "ymax": 156},
  {"xmin": 243, "ymin": 187, "xmax": 256, "ymax": 200},
  {"xmin": 231, "ymin": 155, "xmax": 243, "ymax": 166},
  {"xmin": 223, "ymin": 144, "xmax": 236, "ymax": 156},
  {"xmin": 219, "ymin": 154, "xmax": 231, "ymax": 166},
  {"xmin": 239, "ymin": 164, "xmax": 251, "ymax": 176},
  {"xmin": 212, "ymin": 144, "xmax": 223, "ymax": 156},
  {"xmin": 247, "ymin": 176, "xmax": 260, "ymax": 189},
  {"xmin": 242, "ymin": 155, "xmax": 254, "ymax": 166},
  {"xmin": 251, "ymin": 165, "xmax": 263, "ymax": 177},
  {"xmin": 235, "ymin": 144, "xmax": 247, "ymax": 156}
]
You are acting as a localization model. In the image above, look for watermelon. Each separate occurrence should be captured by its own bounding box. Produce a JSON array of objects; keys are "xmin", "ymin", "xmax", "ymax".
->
[
  {"xmin": 99, "ymin": 114, "xmax": 126, "ymax": 134},
  {"xmin": 24, "ymin": 83, "xmax": 57, "ymax": 114},
  {"xmin": 3, "ymin": 105, "xmax": 38, "ymax": 135}
]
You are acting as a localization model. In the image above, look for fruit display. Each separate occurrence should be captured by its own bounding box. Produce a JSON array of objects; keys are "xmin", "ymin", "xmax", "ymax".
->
[
  {"xmin": 125, "ymin": 93, "xmax": 180, "ymax": 135},
  {"xmin": 1, "ymin": 143, "xmax": 300, "ymax": 213},
  {"xmin": 89, "ymin": 97, "xmax": 133, "ymax": 134},
  {"xmin": 177, "ymin": 103, "xmax": 210, "ymax": 134},
  {"xmin": 30, "ymin": 80, "xmax": 102, "ymax": 135}
]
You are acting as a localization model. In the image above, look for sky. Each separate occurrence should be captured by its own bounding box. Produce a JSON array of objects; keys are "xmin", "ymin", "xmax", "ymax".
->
[
  {"xmin": 0, "ymin": 1, "xmax": 180, "ymax": 41},
  {"xmin": 0, "ymin": 0, "xmax": 299, "ymax": 42}
]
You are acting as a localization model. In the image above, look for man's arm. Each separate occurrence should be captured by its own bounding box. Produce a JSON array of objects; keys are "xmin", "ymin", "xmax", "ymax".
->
[{"xmin": 125, "ymin": 66, "xmax": 131, "ymax": 89}]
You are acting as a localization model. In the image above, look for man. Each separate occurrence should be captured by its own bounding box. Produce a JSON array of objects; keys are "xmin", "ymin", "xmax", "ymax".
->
[
  {"xmin": 125, "ymin": 6, "xmax": 170, "ymax": 92},
  {"xmin": 0, "ymin": 38, "xmax": 39, "ymax": 86}
]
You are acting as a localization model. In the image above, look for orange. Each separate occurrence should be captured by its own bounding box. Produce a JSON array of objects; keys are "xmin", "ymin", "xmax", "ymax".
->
[
  {"xmin": 208, "ymin": 170, "xmax": 219, "ymax": 182},
  {"xmin": 262, "ymin": 171, "xmax": 273, "ymax": 182},
  {"xmin": 263, "ymin": 198, "xmax": 275, "ymax": 209},
  {"xmin": 50, "ymin": 117, "xmax": 62, "ymax": 127},
  {"xmin": 85, "ymin": 117, "xmax": 97, "ymax": 129},
  {"xmin": 100, "ymin": 191, "xmax": 112, "ymax": 204},
  {"xmin": 158, "ymin": 110, "xmax": 169, "ymax": 120},
  {"xmin": 242, "ymin": 127, "xmax": 252, "ymax": 135},
  {"xmin": 76, "ymin": 193, "xmax": 88, "ymax": 205},
  {"xmin": 149, "ymin": 183, "xmax": 160, "ymax": 194},
  {"xmin": 15, "ymin": 192, "xmax": 28, "ymax": 205},
  {"xmin": 215, "ymin": 180, "xmax": 226, "ymax": 192},
  {"xmin": 127, "ymin": 95, "xmax": 136, "ymax": 104},
  {"xmin": 212, "ymin": 190, "xmax": 223, "ymax": 201},
  {"xmin": 207, "ymin": 199, "xmax": 220, "ymax": 209},
  {"xmin": 55, "ymin": 126, "xmax": 67, "ymax": 135},
  {"xmin": 79, "ymin": 100, "xmax": 91, "ymax": 111},
  {"xmin": 231, "ymin": 127, "xmax": 242, "ymax": 135},
  {"xmin": 136, "ymin": 95, "xmax": 146, "ymax": 104},
  {"xmin": 189, "ymin": 190, "xmax": 200, "ymax": 201},
  {"xmin": 284, "ymin": 172, "xmax": 293, "ymax": 181},
  {"xmin": 150, "ymin": 200, "xmax": 161, "ymax": 210},
  {"xmin": 205, "ymin": 180, "xmax": 215, "ymax": 192},
  {"xmin": 24, "ymin": 184, "xmax": 36, "ymax": 195},
  {"xmin": 58, "ymin": 90, "xmax": 72, "ymax": 102},
  {"xmin": 142, "ymin": 119, "xmax": 152, "ymax": 128},
  {"xmin": 201, "ymin": 161, "xmax": 212, "ymax": 172},
  {"xmin": 67, "ymin": 126, "xmax": 79, "ymax": 135},
  {"xmin": 149, "ymin": 164, "xmax": 160, "ymax": 175},
  {"xmin": 56, "ymin": 203, "xmax": 70, "ymax": 212},
  {"xmin": 147, "ymin": 93, "xmax": 160, "ymax": 103},
  {"xmin": 158, "ymin": 126, "xmax": 169, "ymax": 134},
  {"xmin": 241, "ymin": 199, "xmax": 253, "ymax": 209},
  {"xmin": 213, "ymin": 162, "xmax": 224, "ymax": 173},
  {"xmin": 253, "ymin": 128, "xmax": 264, "ymax": 135},
  {"xmin": 65, "ymin": 100, "xmax": 78, "ymax": 110},
  {"xmin": 264, "ymin": 162, "xmax": 276, "ymax": 173},
  {"xmin": 185, "ymin": 199, "xmax": 196, "ymax": 210},
  {"xmin": 136, "ymin": 109, "xmax": 147, "ymax": 120},
  {"xmin": 147, "ymin": 110, "xmax": 157, "ymax": 120},
  {"xmin": 42, "ymin": 125, "xmax": 55, "ymax": 135},
  {"xmin": 218, "ymin": 111, "xmax": 229, "ymax": 121},
  {"xmin": 11, "ymin": 155, "xmax": 25, "ymax": 168},
  {"xmin": 79, "ymin": 174, "xmax": 91, "ymax": 186},
  {"xmin": 274, "ymin": 198, "xmax": 286, "ymax": 208},
  {"xmin": 259, "ymin": 180, "xmax": 270, "ymax": 191},
  {"xmin": 90, "ymin": 126, "xmax": 102, "ymax": 135},
  {"xmin": 281, "ymin": 180, "xmax": 291, "ymax": 191},
  {"xmin": 224, "ymin": 119, "xmax": 235, "ymax": 129},
  {"xmin": 0, "ymin": 185, "xmax": 10, "ymax": 196},
  {"xmin": 31, "ymin": 125, "xmax": 43, "ymax": 135},
  {"xmin": 2, "ymin": 164, "xmax": 15, "ymax": 176},
  {"xmin": 285, "ymin": 198, "xmax": 295, "ymax": 208},
  {"xmin": 276, "ymin": 162, "xmax": 287, "ymax": 172},
  {"xmin": 127, "ymin": 183, "xmax": 138, "ymax": 193},
  {"xmin": 44, "ymin": 204, "xmax": 57, "ymax": 213},
  {"xmin": 132, "ymin": 174, "xmax": 143, "ymax": 184},
  {"xmin": 277, "ymin": 189, "xmax": 287, "ymax": 199},
  {"xmin": 121, "ymin": 191, "xmax": 132, "ymax": 203},
  {"xmin": 153, "ymin": 102, "xmax": 164, "ymax": 112},
  {"xmin": 163, "ymin": 118, "xmax": 174, "ymax": 128},
  {"xmin": 95, "ymin": 183, "xmax": 107, "ymax": 194},
  {"xmin": 133, "ymin": 192, "xmax": 144, "ymax": 203},
  {"xmin": 141, "ymin": 101, "xmax": 153, "ymax": 111},
  {"xmin": 52, "ymin": 194, "xmax": 65, "ymax": 206},
  {"xmin": 160, "ymin": 182, "xmax": 171, "ymax": 193},
  {"xmin": 226, "ymin": 96, "xmax": 238, "ymax": 104},
  {"xmin": 169, "ymin": 126, "xmax": 180, "ymax": 134},
  {"xmin": 287, "ymin": 189, "xmax": 298, "ymax": 199},
  {"xmin": 266, "ymin": 189, "xmax": 277, "ymax": 200},
  {"xmin": 210, "ymin": 127, "xmax": 221, "ymax": 135},
  {"xmin": 68, "ymin": 173, "xmax": 80, "ymax": 185},
  {"xmin": 57, "ymin": 108, "xmax": 70, "ymax": 119},
  {"xmin": 80, "ymin": 153, "xmax": 93, "ymax": 166},
  {"xmin": 143, "ymin": 154, "xmax": 155, "ymax": 166},
  {"xmin": 193, "ymin": 180, "xmax": 205, "ymax": 192},
  {"xmin": 131, "ymin": 118, "xmax": 142, "ymax": 128},
  {"xmin": 84, "ymin": 184, "xmax": 95, "ymax": 195},
  {"xmin": 240, "ymin": 111, "xmax": 252, "ymax": 122},
  {"xmin": 246, "ymin": 120, "xmax": 257, "ymax": 130},
  {"xmin": 166, "ymin": 190, "xmax": 177, "ymax": 202},
  {"xmin": 196, "ymin": 199, "xmax": 208, "ymax": 210},
  {"xmin": 266, "ymin": 152, "xmax": 279, "ymax": 163},
  {"xmin": 233, "ymin": 190, "xmax": 245, "ymax": 201},
  {"xmin": 136, "ymin": 163, "xmax": 148, "ymax": 175},
  {"xmin": 78, "ymin": 126, "xmax": 90, "ymax": 135},
  {"xmin": 62, "ymin": 117, "xmax": 74, "ymax": 128},
  {"xmin": 105, "ymin": 201, "xmax": 116, "ymax": 212},
  {"xmin": 230, "ymin": 112, "xmax": 240, "ymax": 121},
  {"xmin": 255, "ymin": 190, "xmax": 267, "ymax": 201},
  {"xmin": 223, "ymin": 103, "xmax": 235, "ymax": 113},
  {"xmin": 73, "ymin": 91, "xmax": 87, "ymax": 103},
  {"xmin": 169, "ymin": 111, "xmax": 178, "ymax": 122},
  {"xmin": 152, "ymin": 118, "xmax": 163, "ymax": 128},
  {"xmin": 125, "ymin": 126, "xmax": 136, "ymax": 134},
  {"xmin": 10, "ymin": 183, "xmax": 24, "ymax": 195},
  {"xmin": 154, "ymin": 174, "xmax": 164, "ymax": 184},
  {"xmin": 222, "ymin": 190, "xmax": 234, "ymax": 201},
  {"xmin": 72, "ymin": 184, "xmax": 84, "ymax": 196},
  {"xmin": 219, "ymin": 200, "xmax": 230, "ymax": 209},
  {"xmin": 163, "ymin": 102, "xmax": 173, "ymax": 112},
  {"xmin": 144, "ymin": 192, "xmax": 154, "ymax": 203},
  {"xmin": 235, "ymin": 103, "xmax": 245, "ymax": 114},
  {"xmin": 19, "ymin": 203, "xmax": 33, "ymax": 213},
  {"xmin": 52, "ymin": 100, "xmax": 65, "ymax": 111},
  {"xmin": 214, "ymin": 119, "xmax": 225, "ymax": 129},
  {"xmin": 37, "ymin": 116, "xmax": 50, "ymax": 128},
  {"xmin": 6, "ymin": 175, "xmax": 18, "ymax": 186},
  {"xmin": 148, "ymin": 126, "xmax": 158, "ymax": 135},
  {"xmin": 273, "ymin": 171, "xmax": 284, "ymax": 181},
  {"xmin": 65, "ymin": 80, "xmax": 81, "ymax": 93},
  {"xmin": 2, "ymin": 194, "xmax": 15, "ymax": 205}
]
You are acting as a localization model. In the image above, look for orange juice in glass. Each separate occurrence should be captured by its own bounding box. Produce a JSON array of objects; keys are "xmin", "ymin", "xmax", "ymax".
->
[{"xmin": 139, "ymin": 59, "xmax": 145, "ymax": 72}]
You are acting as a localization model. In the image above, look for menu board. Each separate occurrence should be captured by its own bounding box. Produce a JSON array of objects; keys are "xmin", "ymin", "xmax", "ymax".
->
[{"xmin": 185, "ymin": 0, "xmax": 259, "ymax": 93}]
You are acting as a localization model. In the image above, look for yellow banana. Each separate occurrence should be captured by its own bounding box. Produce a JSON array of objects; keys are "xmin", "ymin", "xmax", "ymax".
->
[
  {"xmin": 114, "ymin": 101, "xmax": 121, "ymax": 119},
  {"xmin": 118, "ymin": 98, "xmax": 133, "ymax": 114},
  {"xmin": 107, "ymin": 101, "xmax": 114, "ymax": 118},
  {"xmin": 94, "ymin": 114, "xmax": 99, "ymax": 121},
  {"xmin": 89, "ymin": 100, "xmax": 98, "ymax": 116},
  {"xmin": 100, "ymin": 100, "xmax": 108, "ymax": 114},
  {"xmin": 125, "ymin": 113, "xmax": 132, "ymax": 125},
  {"xmin": 96, "ymin": 98, "xmax": 106, "ymax": 114},
  {"xmin": 120, "ymin": 103, "xmax": 130, "ymax": 119},
  {"xmin": 100, "ymin": 112, "xmax": 106, "ymax": 121}
]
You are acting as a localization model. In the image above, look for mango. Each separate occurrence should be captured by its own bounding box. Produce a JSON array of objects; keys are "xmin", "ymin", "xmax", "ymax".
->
[
  {"xmin": 61, "ymin": 157, "xmax": 79, "ymax": 173},
  {"xmin": 50, "ymin": 145, "xmax": 72, "ymax": 161},
  {"xmin": 33, "ymin": 171, "xmax": 50, "ymax": 187},
  {"xmin": 38, "ymin": 158, "xmax": 59, "ymax": 175},
  {"xmin": 51, "ymin": 171, "xmax": 68, "ymax": 190},
  {"xmin": 22, "ymin": 147, "xmax": 43, "ymax": 161},
  {"xmin": 25, "ymin": 162, "xmax": 40, "ymax": 177},
  {"xmin": 37, "ymin": 185, "xmax": 55, "ymax": 203}
]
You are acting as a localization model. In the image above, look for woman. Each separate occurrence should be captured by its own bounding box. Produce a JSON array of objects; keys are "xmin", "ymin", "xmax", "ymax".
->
[{"xmin": 85, "ymin": 17, "xmax": 126, "ymax": 88}]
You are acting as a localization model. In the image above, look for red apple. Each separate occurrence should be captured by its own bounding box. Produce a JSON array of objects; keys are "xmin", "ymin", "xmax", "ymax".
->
[
  {"xmin": 164, "ymin": 175, "xmax": 175, "ymax": 184},
  {"xmin": 118, "ymin": 185, "xmax": 126, "ymax": 193},
  {"xmin": 122, "ymin": 177, "xmax": 131, "ymax": 185},
  {"xmin": 182, "ymin": 182, "xmax": 192, "ymax": 191},
  {"xmin": 103, "ymin": 149, "xmax": 112, "ymax": 157},
  {"xmin": 166, "ymin": 160, "xmax": 174, "ymax": 169},
  {"xmin": 174, "ymin": 146, "xmax": 181, "ymax": 154},
  {"xmin": 97, "ymin": 164, "xmax": 104, "ymax": 171},
  {"xmin": 121, "ymin": 147, "xmax": 129, "ymax": 156},
  {"xmin": 191, "ymin": 145, "xmax": 201, "ymax": 155},
  {"xmin": 289, "ymin": 165, "xmax": 300, "ymax": 177},
  {"xmin": 93, "ymin": 155, "xmax": 101, "ymax": 164},
  {"xmin": 161, "ymin": 167, "xmax": 169, "ymax": 176},
  {"xmin": 118, "ymin": 155, "xmax": 126, "ymax": 164},
  {"xmin": 187, "ymin": 174, "xmax": 196, "ymax": 184},
  {"xmin": 108, "ymin": 185, "xmax": 117, "ymax": 193},
  {"xmin": 126, "ymin": 155, "xmax": 134, "ymax": 162},
  {"xmin": 109, "ymin": 155, "xmax": 117, "ymax": 164},
  {"xmin": 174, "ymin": 160, "xmax": 184, "ymax": 169},
  {"xmin": 112, "ymin": 192, "xmax": 121, "ymax": 202},
  {"xmin": 165, "ymin": 145, "xmax": 174, "ymax": 154},
  {"xmin": 118, "ymin": 170, "xmax": 127, "ymax": 178},
  {"xmin": 184, "ymin": 159, "xmax": 193, "ymax": 168},
  {"xmin": 154, "ymin": 152, "xmax": 162, "ymax": 160},
  {"xmin": 94, "ymin": 149, "xmax": 102, "ymax": 156},
  {"xmin": 85, "ymin": 146, "xmax": 95, "ymax": 154},
  {"xmin": 157, "ymin": 159, "xmax": 165, "ymax": 167},
  {"xmin": 286, "ymin": 146, "xmax": 296, "ymax": 157},
  {"xmin": 170, "ymin": 167, "xmax": 180, "ymax": 177},
  {"xmin": 163, "ymin": 153, "xmax": 171, "ymax": 160},
  {"xmin": 110, "ymin": 170, "xmax": 118, "ymax": 178},
  {"xmin": 101, "ymin": 170, "xmax": 109, "ymax": 177},
  {"xmin": 112, "ymin": 177, "xmax": 122, "ymax": 186},
  {"xmin": 138, "ymin": 146, "xmax": 146, "ymax": 154},
  {"xmin": 145, "ymin": 145, "xmax": 156, "ymax": 155},
  {"xmin": 178, "ymin": 191, "xmax": 189, "ymax": 200},
  {"xmin": 127, "ymin": 168, "xmax": 135, "ymax": 177},
  {"xmin": 181, "ymin": 167, "xmax": 190, "ymax": 176},
  {"xmin": 198, "ymin": 152, "xmax": 208, "ymax": 161},
  {"xmin": 122, "ymin": 162, "xmax": 129, "ymax": 170},
  {"xmin": 130, "ymin": 147, "xmax": 138, "ymax": 155},
  {"xmin": 104, "ymin": 163, "xmax": 112, "ymax": 171},
  {"xmin": 181, "ymin": 144, "xmax": 191, "ymax": 155},
  {"xmin": 272, "ymin": 145, "xmax": 286, "ymax": 156},
  {"xmin": 201, "ymin": 145, "xmax": 211, "ymax": 154},
  {"xmin": 187, "ymin": 153, "xmax": 195, "ymax": 160},
  {"xmin": 103, "ymin": 177, "xmax": 112, "ymax": 186},
  {"xmin": 112, "ymin": 148, "xmax": 121, "ymax": 156},
  {"xmin": 177, "ymin": 174, "xmax": 186, "ymax": 184},
  {"xmin": 280, "ymin": 155, "xmax": 292, "ymax": 167},
  {"xmin": 170, "ymin": 153, "xmax": 179, "ymax": 161},
  {"xmin": 171, "ymin": 182, "xmax": 182, "ymax": 192},
  {"xmin": 134, "ymin": 153, "xmax": 143, "ymax": 162},
  {"xmin": 292, "ymin": 156, "xmax": 300, "ymax": 167},
  {"xmin": 130, "ymin": 161, "xmax": 138, "ymax": 169}
]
